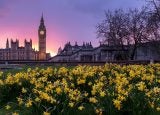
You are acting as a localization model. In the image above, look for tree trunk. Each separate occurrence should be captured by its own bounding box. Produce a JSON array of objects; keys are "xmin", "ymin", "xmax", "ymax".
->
[{"xmin": 130, "ymin": 44, "xmax": 137, "ymax": 60}]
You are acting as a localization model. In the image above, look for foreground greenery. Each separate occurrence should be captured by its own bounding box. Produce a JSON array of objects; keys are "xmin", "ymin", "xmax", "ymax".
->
[{"xmin": 0, "ymin": 64, "xmax": 160, "ymax": 115}]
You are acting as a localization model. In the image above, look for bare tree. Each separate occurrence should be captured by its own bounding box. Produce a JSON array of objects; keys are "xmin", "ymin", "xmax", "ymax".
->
[
  {"xmin": 147, "ymin": 0, "xmax": 160, "ymax": 40},
  {"xmin": 97, "ymin": 8, "xmax": 149, "ymax": 60},
  {"xmin": 97, "ymin": 9, "xmax": 130, "ymax": 48},
  {"xmin": 97, "ymin": 1, "xmax": 160, "ymax": 60},
  {"xmin": 144, "ymin": 0, "xmax": 160, "ymax": 54},
  {"xmin": 127, "ymin": 8, "xmax": 149, "ymax": 60},
  {"xmin": 146, "ymin": 0, "xmax": 160, "ymax": 18}
]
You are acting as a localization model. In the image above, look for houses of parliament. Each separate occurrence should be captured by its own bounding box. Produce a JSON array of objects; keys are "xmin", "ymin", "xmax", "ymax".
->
[{"xmin": 0, "ymin": 15, "xmax": 50, "ymax": 60}]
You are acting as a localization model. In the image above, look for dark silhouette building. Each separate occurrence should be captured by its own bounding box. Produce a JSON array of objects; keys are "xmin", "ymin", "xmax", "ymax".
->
[{"xmin": 0, "ymin": 15, "xmax": 50, "ymax": 60}]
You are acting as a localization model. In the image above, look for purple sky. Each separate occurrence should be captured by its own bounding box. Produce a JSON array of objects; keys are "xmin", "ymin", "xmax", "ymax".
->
[{"xmin": 0, "ymin": 0, "xmax": 145, "ymax": 56}]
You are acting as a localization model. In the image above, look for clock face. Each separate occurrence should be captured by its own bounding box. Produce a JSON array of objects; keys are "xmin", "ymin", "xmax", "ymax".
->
[{"xmin": 40, "ymin": 30, "xmax": 44, "ymax": 35}]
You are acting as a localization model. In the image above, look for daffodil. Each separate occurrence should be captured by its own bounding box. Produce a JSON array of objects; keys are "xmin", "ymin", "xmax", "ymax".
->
[
  {"xmin": 17, "ymin": 97, "xmax": 23, "ymax": 105},
  {"xmin": 35, "ymin": 97, "xmax": 41, "ymax": 102},
  {"xmin": 55, "ymin": 87, "xmax": 62, "ymax": 94},
  {"xmin": 113, "ymin": 99, "xmax": 121, "ymax": 110},
  {"xmin": 22, "ymin": 87, "xmax": 27, "ymax": 93},
  {"xmin": 100, "ymin": 91, "xmax": 106, "ymax": 97},
  {"xmin": 68, "ymin": 102, "xmax": 74, "ymax": 107},
  {"xmin": 43, "ymin": 111, "xmax": 51, "ymax": 115},
  {"xmin": 89, "ymin": 97, "xmax": 98, "ymax": 103},
  {"xmin": 12, "ymin": 112, "xmax": 19, "ymax": 115},
  {"xmin": 25, "ymin": 99, "xmax": 33, "ymax": 108},
  {"xmin": 5, "ymin": 105, "xmax": 11, "ymax": 110},
  {"xmin": 136, "ymin": 81, "xmax": 146, "ymax": 91},
  {"xmin": 156, "ymin": 107, "xmax": 160, "ymax": 111},
  {"xmin": 78, "ymin": 106, "xmax": 84, "ymax": 110}
]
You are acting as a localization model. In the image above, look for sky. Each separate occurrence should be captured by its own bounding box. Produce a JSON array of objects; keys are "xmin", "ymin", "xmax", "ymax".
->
[{"xmin": 0, "ymin": 0, "xmax": 146, "ymax": 56}]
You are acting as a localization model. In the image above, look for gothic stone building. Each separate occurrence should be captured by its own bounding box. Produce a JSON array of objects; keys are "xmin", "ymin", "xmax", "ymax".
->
[
  {"xmin": 0, "ymin": 15, "xmax": 50, "ymax": 60},
  {"xmin": 50, "ymin": 41, "xmax": 160, "ymax": 62},
  {"xmin": 50, "ymin": 42, "xmax": 125, "ymax": 62},
  {"xmin": 52, "ymin": 42, "xmax": 95, "ymax": 62}
]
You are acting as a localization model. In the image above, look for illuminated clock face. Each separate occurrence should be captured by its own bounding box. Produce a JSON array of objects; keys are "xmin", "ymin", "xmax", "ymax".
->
[{"xmin": 40, "ymin": 30, "xmax": 44, "ymax": 35}]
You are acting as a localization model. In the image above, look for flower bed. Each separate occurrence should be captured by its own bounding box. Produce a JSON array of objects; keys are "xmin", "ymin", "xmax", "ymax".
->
[{"xmin": 0, "ymin": 64, "xmax": 160, "ymax": 115}]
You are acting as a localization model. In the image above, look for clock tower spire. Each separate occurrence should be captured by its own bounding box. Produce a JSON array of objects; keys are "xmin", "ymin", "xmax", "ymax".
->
[{"xmin": 38, "ymin": 14, "xmax": 46, "ymax": 60}]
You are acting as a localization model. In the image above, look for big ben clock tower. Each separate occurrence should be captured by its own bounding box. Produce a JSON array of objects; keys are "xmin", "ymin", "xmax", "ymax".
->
[{"xmin": 38, "ymin": 14, "xmax": 46, "ymax": 60}]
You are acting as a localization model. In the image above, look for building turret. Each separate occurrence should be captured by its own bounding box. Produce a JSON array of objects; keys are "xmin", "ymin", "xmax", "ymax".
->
[
  {"xmin": 82, "ymin": 42, "xmax": 86, "ymax": 48},
  {"xmin": 41, "ymin": 13, "xmax": 44, "ymax": 24},
  {"xmin": 58, "ymin": 47, "xmax": 62, "ymax": 55},
  {"xmin": 89, "ymin": 42, "xmax": 93, "ymax": 48},
  {"xmin": 75, "ymin": 42, "xmax": 78, "ymax": 46},
  {"xmin": 30, "ymin": 39, "xmax": 32, "ymax": 45},
  {"xmin": 11, "ymin": 39, "xmax": 19, "ymax": 50},
  {"xmin": 25, "ymin": 39, "xmax": 32, "ymax": 50},
  {"xmin": 6, "ymin": 38, "xmax": 9, "ymax": 49}
]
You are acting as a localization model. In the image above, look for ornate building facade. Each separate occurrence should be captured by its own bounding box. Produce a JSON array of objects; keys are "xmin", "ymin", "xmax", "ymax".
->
[
  {"xmin": 50, "ymin": 41, "xmax": 160, "ymax": 62},
  {"xmin": 0, "ymin": 15, "xmax": 50, "ymax": 60}
]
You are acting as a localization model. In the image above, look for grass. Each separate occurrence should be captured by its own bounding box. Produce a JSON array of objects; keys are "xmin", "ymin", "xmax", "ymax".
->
[{"xmin": 0, "ymin": 102, "xmax": 32, "ymax": 115}]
